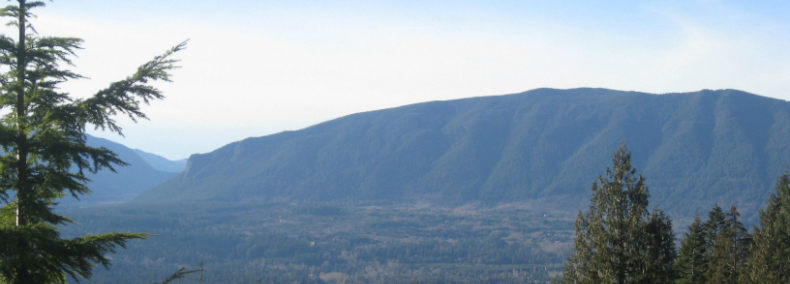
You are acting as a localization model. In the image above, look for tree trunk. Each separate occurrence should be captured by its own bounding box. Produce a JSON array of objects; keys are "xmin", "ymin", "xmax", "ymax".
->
[
  {"xmin": 14, "ymin": 0, "xmax": 28, "ymax": 228},
  {"xmin": 14, "ymin": 1, "xmax": 30, "ymax": 283}
]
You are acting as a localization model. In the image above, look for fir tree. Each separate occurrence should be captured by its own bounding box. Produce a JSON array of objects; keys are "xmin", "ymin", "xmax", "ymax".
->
[
  {"xmin": 704, "ymin": 204, "xmax": 726, "ymax": 257},
  {"xmin": 558, "ymin": 144, "xmax": 677, "ymax": 284},
  {"xmin": 0, "ymin": 1, "xmax": 184, "ymax": 283},
  {"xmin": 706, "ymin": 206, "xmax": 750, "ymax": 284},
  {"xmin": 676, "ymin": 215, "xmax": 708, "ymax": 284},
  {"xmin": 746, "ymin": 173, "xmax": 790, "ymax": 283},
  {"xmin": 643, "ymin": 210, "xmax": 677, "ymax": 283},
  {"xmin": 560, "ymin": 211, "xmax": 597, "ymax": 284}
]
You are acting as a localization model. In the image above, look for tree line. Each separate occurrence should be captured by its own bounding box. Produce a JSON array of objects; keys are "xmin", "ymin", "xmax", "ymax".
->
[{"xmin": 557, "ymin": 144, "xmax": 790, "ymax": 284}]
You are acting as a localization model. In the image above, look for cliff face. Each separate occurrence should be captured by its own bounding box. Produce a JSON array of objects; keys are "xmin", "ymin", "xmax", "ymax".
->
[{"xmin": 135, "ymin": 88, "xmax": 790, "ymax": 220}]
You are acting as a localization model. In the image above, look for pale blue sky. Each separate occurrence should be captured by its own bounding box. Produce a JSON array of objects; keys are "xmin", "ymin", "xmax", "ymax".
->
[{"xmin": 14, "ymin": 0, "xmax": 790, "ymax": 160}]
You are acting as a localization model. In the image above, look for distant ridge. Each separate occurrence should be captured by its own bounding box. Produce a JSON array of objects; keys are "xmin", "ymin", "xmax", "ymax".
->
[
  {"xmin": 134, "ymin": 88, "xmax": 790, "ymax": 221},
  {"xmin": 133, "ymin": 149, "xmax": 187, "ymax": 173},
  {"xmin": 58, "ymin": 135, "xmax": 178, "ymax": 206}
]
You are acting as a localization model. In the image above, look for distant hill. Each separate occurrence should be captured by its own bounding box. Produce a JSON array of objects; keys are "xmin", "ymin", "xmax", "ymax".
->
[
  {"xmin": 133, "ymin": 149, "xmax": 186, "ymax": 173},
  {"xmin": 58, "ymin": 135, "xmax": 178, "ymax": 206},
  {"xmin": 134, "ymin": 88, "xmax": 790, "ymax": 221}
]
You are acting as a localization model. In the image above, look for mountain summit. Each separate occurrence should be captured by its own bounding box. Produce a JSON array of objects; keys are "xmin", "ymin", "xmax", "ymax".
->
[{"xmin": 135, "ymin": 88, "xmax": 790, "ymax": 219}]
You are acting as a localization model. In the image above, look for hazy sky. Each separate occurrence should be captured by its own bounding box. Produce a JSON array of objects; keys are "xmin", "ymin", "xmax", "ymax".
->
[{"xmin": 14, "ymin": 0, "xmax": 790, "ymax": 160}]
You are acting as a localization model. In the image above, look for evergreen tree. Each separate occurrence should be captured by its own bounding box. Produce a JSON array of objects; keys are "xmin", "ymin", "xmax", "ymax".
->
[
  {"xmin": 0, "ymin": 1, "xmax": 184, "ymax": 283},
  {"xmin": 644, "ymin": 210, "xmax": 677, "ymax": 283},
  {"xmin": 706, "ymin": 206, "xmax": 750, "ymax": 284},
  {"xmin": 746, "ymin": 173, "xmax": 790, "ymax": 283},
  {"xmin": 558, "ymin": 144, "xmax": 677, "ymax": 284},
  {"xmin": 704, "ymin": 204, "xmax": 726, "ymax": 257},
  {"xmin": 676, "ymin": 215, "xmax": 708, "ymax": 284},
  {"xmin": 560, "ymin": 211, "xmax": 597, "ymax": 284}
]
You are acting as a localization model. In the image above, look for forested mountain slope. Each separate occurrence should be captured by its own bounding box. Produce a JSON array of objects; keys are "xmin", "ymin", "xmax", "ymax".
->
[{"xmin": 135, "ymin": 88, "xmax": 790, "ymax": 219}]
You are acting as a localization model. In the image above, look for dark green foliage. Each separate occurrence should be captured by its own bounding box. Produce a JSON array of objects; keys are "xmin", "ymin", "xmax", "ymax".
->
[
  {"xmin": 0, "ymin": 0, "xmax": 183, "ymax": 283},
  {"xmin": 153, "ymin": 265, "xmax": 202, "ymax": 284},
  {"xmin": 644, "ymin": 210, "xmax": 677, "ymax": 283},
  {"xmin": 561, "ymin": 211, "xmax": 595, "ymax": 284},
  {"xmin": 704, "ymin": 205, "xmax": 727, "ymax": 256},
  {"xmin": 746, "ymin": 173, "xmax": 790, "ymax": 283},
  {"xmin": 0, "ymin": 223, "xmax": 150, "ymax": 282},
  {"xmin": 705, "ymin": 206, "xmax": 751, "ymax": 284},
  {"xmin": 559, "ymin": 145, "xmax": 676, "ymax": 283},
  {"xmin": 676, "ymin": 216, "xmax": 708, "ymax": 283},
  {"xmin": 136, "ymin": 88, "xmax": 790, "ymax": 223}
]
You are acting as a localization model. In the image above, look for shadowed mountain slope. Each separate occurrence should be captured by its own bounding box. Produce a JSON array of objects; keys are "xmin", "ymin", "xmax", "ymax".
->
[
  {"xmin": 134, "ymin": 88, "xmax": 790, "ymax": 219},
  {"xmin": 58, "ymin": 135, "xmax": 178, "ymax": 206}
]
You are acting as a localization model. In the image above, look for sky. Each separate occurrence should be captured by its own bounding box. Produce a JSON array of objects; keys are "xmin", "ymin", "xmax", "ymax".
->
[{"xmin": 10, "ymin": 0, "xmax": 789, "ymax": 160}]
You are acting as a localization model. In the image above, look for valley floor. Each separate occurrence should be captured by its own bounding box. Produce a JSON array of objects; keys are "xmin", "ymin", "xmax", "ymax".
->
[{"xmin": 59, "ymin": 201, "xmax": 576, "ymax": 283}]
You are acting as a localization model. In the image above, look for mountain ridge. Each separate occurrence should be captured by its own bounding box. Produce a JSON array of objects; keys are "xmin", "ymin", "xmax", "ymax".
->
[
  {"xmin": 132, "ymin": 149, "xmax": 187, "ymax": 173},
  {"xmin": 135, "ymin": 88, "xmax": 790, "ymax": 221}
]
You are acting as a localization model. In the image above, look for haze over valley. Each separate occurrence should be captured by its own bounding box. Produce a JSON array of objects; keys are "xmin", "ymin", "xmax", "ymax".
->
[
  {"xmin": 64, "ymin": 87, "xmax": 790, "ymax": 283},
  {"xmin": 3, "ymin": 0, "xmax": 786, "ymax": 283}
]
